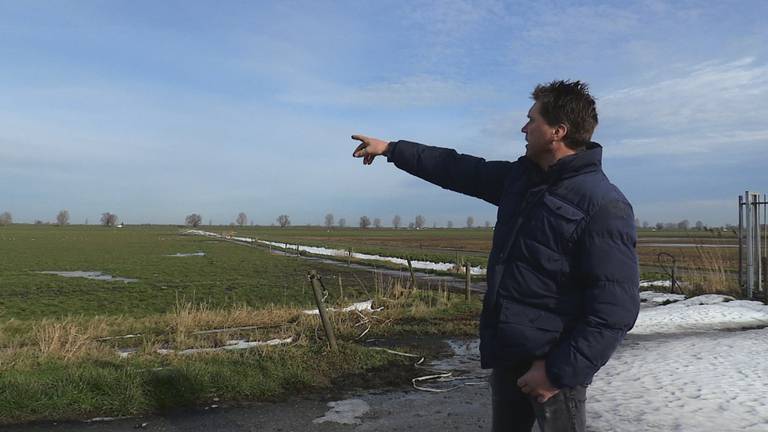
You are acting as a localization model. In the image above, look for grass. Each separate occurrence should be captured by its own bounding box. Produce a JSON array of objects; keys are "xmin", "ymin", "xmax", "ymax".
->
[
  {"xmin": 0, "ymin": 223, "xmax": 747, "ymax": 424},
  {"xmin": 0, "ymin": 224, "xmax": 482, "ymax": 424},
  {"xmin": 0, "ymin": 287, "xmax": 481, "ymax": 425},
  {"xmin": 0, "ymin": 225, "xmax": 380, "ymax": 321}
]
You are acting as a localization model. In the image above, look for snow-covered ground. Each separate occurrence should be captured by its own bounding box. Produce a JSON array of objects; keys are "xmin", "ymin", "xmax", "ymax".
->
[
  {"xmin": 185, "ymin": 229, "xmax": 486, "ymax": 275},
  {"xmin": 588, "ymin": 292, "xmax": 768, "ymax": 431}
]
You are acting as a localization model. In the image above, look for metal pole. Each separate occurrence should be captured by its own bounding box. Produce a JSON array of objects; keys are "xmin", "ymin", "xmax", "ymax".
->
[
  {"xmin": 308, "ymin": 271, "xmax": 338, "ymax": 350},
  {"xmin": 465, "ymin": 262, "xmax": 471, "ymax": 301},
  {"xmin": 754, "ymin": 194, "xmax": 763, "ymax": 294},
  {"xmin": 739, "ymin": 195, "xmax": 743, "ymax": 293},
  {"xmin": 746, "ymin": 192, "xmax": 754, "ymax": 298}
]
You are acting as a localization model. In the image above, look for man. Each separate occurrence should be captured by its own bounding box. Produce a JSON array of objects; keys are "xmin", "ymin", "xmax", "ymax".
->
[{"xmin": 351, "ymin": 80, "xmax": 639, "ymax": 432}]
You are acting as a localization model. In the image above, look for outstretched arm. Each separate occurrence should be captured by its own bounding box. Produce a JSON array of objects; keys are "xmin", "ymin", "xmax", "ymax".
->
[{"xmin": 351, "ymin": 134, "xmax": 521, "ymax": 206}]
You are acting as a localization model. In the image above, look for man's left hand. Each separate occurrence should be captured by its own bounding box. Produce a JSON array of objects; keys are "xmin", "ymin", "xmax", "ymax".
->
[{"xmin": 517, "ymin": 359, "xmax": 560, "ymax": 403}]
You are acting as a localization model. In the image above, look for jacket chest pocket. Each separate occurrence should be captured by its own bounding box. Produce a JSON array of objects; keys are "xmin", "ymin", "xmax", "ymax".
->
[{"xmin": 523, "ymin": 194, "xmax": 585, "ymax": 256}]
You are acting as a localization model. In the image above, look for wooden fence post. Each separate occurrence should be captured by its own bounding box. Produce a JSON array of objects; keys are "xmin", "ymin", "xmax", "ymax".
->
[
  {"xmin": 465, "ymin": 262, "xmax": 471, "ymax": 301},
  {"xmin": 407, "ymin": 258, "xmax": 416, "ymax": 290},
  {"xmin": 308, "ymin": 271, "xmax": 337, "ymax": 350}
]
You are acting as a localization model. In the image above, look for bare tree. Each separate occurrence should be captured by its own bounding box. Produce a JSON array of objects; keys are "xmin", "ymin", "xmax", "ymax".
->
[
  {"xmin": 392, "ymin": 215, "xmax": 401, "ymax": 229},
  {"xmin": 447, "ymin": 220, "xmax": 454, "ymax": 229},
  {"xmin": 338, "ymin": 217, "xmax": 346, "ymax": 228},
  {"xmin": 466, "ymin": 216, "xmax": 475, "ymax": 228},
  {"xmin": 236, "ymin": 212, "xmax": 248, "ymax": 226},
  {"xmin": 373, "ymin": 217, "xmax": 381, "ymax": 228},
  {"xmin": 100, "ymin": 212, "xmax": 118, "ymax": 227},
  {"xmin": 185, "ymin": 213, "xmax": 202, "ymax": 227},
  {"xmin": 359, "ymin": 216, "xmax": 371, "ymax": 229},
  {"xmin": 0, "ymin": 211, "xmax": 12, "ymax": 226},
  {"xmin": 277, "ymin": 214, "xmax": 291, "ymax": 228},
  {"xmin": 677, "ymin": 219, "xmax": 690, "ymax": 230},
  {"xmin": 414, "ymin": 215, "xmax": 425, "ymax": 229},
  {"xmin": 484, "ymin": 220, "xmax": 491, "ymax": 228},
  {"xmin": 324, "ymin": 213, "xmax": 334, "ymax": 228},
  {"xmin": 56, "ymin": 210, "xmax": 70, "ymax": 226},
  {"xmin": 642, "ymin": 221, "xmax": 649, "ymax": 229},
  {"xmin": 695, "ymin": 220, "xmax": 704, "ymax": 230}
]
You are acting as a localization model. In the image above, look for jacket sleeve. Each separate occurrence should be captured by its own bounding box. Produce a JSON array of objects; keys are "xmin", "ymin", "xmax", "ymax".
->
[
  {"xmin": 545, "ymin": 197, "xmax": 640, "ymax": 388},
  {"xmin": 387, "ymin": 140, "xmax": 517, "ymax": 206}
]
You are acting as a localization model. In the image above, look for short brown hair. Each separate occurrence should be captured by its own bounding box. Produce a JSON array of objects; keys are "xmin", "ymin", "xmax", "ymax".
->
[{"xmin": 531, "ymin": 80, "xmax": 598, "ymax": 150}]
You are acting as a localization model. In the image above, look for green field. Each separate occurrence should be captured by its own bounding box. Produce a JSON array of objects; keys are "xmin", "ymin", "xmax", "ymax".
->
[
  {"xmin": 0, "ymin": 223, "xmax": 744, "ymax": 424},
  {"xmin": 0, "ymin": 225, "xmax": 380, "ymax": 321},
  {"xmin": 0, "ymin": 224, "xmax": 741, "ymax": 323},
  {"xmin": 0, "ymin": 224, "xmax": 482, "ymax": 425}
]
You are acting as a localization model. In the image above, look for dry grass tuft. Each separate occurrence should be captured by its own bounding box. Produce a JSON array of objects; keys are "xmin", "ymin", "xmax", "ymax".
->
[
  {"xmin": 32, "ymin": 318, "xmax": 109, "ymax": 360},
  {"xmin": 679, "ymin": 245, "xmax": 740, "ymax": 297}
]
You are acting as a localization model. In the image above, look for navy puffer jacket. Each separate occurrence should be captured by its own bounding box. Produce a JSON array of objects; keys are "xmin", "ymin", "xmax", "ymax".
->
[{"xmin": 387, "ymin": 140, "xmax": 639, "ymax": 388}]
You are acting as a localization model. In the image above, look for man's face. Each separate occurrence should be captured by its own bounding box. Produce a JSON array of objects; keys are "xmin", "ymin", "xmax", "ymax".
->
[{"xmin": 521, "ymin": 102, "xmax": 556, "ymax": 161}]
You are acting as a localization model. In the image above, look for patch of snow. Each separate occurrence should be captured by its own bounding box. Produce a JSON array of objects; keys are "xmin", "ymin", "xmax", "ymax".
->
[
  {"xmin": 157, "ymin": 337, "xmax": 293, "ymax": 355},
  {"xmin": 259, "ymin": 239, "xmax": 487, "ymax": 275},
  {"xmin": 639, "ymin": 291, "xmax": 686, "ymax": 305},
  {"xmin": 591, "ymin": 327, "xmax": 768, "ymax": 431},
  {"xmin": 117, "ymin": 348, "xmax": 137, "ymax": 358},
  {"xmin": 38, "ymin": 271, "xmax": 138, "ymax": 283},
  {"xmin": 631, "ymin": 295, "xmax": 768, "ymax": 334},
  {"xmin": 313, "ymin": 399, "xmax": 371, "ymax": 425},
  {"xmin": 184, "ymin": 229, "xmax": 486, "ymax": 274},
  {"xmin": 165, "ymin": 252, "xmax": 206, "ymax": 257},
  {"xmin": 303, "ymin": 300, "xmax": 383, "ymax": 315},
  {"xmin": 639, "ymin": 280, "xmax": 673, "ymax": 288}
]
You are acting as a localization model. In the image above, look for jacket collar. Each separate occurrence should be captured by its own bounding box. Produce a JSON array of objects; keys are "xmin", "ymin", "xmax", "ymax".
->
[{"xmin": 519, "ymin": 142, "xmax": 602, "ymax": 185}]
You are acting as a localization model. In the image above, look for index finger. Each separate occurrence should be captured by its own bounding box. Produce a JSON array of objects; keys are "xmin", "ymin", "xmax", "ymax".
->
[{"xmin": 351, "ymin": 134, "xmax": 368, "ymax": 143}]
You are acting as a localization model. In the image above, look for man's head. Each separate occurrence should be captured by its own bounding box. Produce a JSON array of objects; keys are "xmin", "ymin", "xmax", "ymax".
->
[{"xmin": 530, "ymin": 80, "xmax": 598, "ymax": 149}]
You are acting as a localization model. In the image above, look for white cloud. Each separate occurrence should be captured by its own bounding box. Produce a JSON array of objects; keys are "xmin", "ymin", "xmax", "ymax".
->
[
  {"xmin": 610, "ymin": 129, "xmax": 768, "ymax": 158},
  {"xmin": 600, "ymin": 57, "xmax": 768, "ymax": 131},
  {"xmin": 280, "ymin": 75, "xmax": 492, "ymax": 108}
]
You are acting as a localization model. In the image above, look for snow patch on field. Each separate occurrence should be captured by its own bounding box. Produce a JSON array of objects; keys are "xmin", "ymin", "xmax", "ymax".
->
[
  {"xmin": 38, "ymin": 271, "xmax": 138, "ymax": 283},
  {"xmin": 156, "ymin": 337, "xmax": 293, "ymax": 356},
  {"xmin": 591, "ymin": 327, "xmax": 768, "ymax": 431},
  {"xmin": 185, "ymin": 229, "xmax": 486, "ymax": 274},
  {"xmin": 631, "ymin": 293, "xmax": 768, "ymax": 334},
  {"xmin": 303, "ymin": 300, "xmax": 383, "ymax": 315}
]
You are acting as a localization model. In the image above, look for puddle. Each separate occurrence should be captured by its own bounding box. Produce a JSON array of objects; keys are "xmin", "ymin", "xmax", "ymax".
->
[
  {"xmin": 313, "ymin": 399, "xmax": 371, "ymax": 425},
  {"xmin": 165, "ymin": 252, "xmax": 206, "ymax": 257},
  {"xmin": 38, "ymin": 271, "xmax": 138, "ymax": 283}
]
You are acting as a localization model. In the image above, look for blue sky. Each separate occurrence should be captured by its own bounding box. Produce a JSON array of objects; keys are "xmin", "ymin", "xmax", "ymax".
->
[{"xmin": 0, "ymin": 0, "xmax": 766, "ymax": 226}]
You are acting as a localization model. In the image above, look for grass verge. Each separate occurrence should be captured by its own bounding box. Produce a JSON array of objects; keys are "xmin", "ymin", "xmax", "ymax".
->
[{"xmin": 0, "ymin": 281, "xmax": 481, "ymax": 425}]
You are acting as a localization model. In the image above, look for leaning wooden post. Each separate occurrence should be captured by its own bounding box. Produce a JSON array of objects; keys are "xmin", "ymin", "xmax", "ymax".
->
[
  {"xmin": 407, "ymin": 258, "xmax": 416, "ymax": 290},
  {"xmin": 308, "ymin": 271, "xmax": 338, "ymax": 350},
  {"xmin": 465, "ymin": 262, "xmax": 471, "ymax": 301},
  {"xmin": 338, "ymin": 274, "xmax": 344, "ymax": 300}
]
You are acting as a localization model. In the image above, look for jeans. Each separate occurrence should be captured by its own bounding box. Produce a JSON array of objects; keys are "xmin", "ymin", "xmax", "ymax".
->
[{"xmin": 491, "ymin": 365, "xmax": 587, "ymax": 432}]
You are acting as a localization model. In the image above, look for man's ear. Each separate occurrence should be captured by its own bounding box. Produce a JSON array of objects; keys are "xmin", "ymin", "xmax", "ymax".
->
[{"xmin": 553, "ymin": 123, "xmax": 568, "ymax": 142}]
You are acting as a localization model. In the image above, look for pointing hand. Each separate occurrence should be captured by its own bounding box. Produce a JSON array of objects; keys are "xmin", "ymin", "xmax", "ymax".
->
[{"xmin": 352, "ymin": 134, "xmax": 390, "ymax": 165}]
